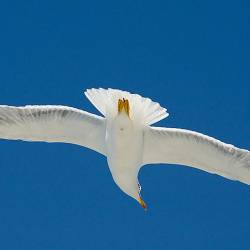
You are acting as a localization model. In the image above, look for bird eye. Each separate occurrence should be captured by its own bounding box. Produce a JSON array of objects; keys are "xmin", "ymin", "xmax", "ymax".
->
[{"xmin": 138, "ymin": 183, "xmax": 141, "ymax": 192}]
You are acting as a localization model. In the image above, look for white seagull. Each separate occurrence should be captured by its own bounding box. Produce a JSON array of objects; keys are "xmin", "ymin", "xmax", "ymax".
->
[{"xmin": 0, "ymin": 88, "xmax": 249, "ymax": 209}]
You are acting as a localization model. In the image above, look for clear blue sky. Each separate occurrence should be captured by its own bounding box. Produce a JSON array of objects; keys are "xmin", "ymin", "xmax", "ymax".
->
[{"xmin": 0, "ymin": 0, "xmax": 249, "ymax": 249}]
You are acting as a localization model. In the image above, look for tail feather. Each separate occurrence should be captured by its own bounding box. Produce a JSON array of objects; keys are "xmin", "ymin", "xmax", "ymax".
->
[{"xmin": 84, "ymin": 88, "xmax": 169, "ymax": 125}]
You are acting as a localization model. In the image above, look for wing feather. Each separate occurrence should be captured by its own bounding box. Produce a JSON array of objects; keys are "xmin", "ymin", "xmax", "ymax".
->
[
  {"xmin": 143, "ymin": 127, "xmax": 250, "ymax": 184},
  {"xmin": 0, "ymin": 105, "xmax": 106, "ymax": 155}
]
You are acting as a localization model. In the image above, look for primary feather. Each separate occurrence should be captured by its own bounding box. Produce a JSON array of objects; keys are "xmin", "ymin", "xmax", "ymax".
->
[
  {"xmin": 0, "ymin": 105, "xmax": 106, "ymax": 154},
  {"xmin": 143, "ymin": 127, "xmax": 250, "ymax": 184}
]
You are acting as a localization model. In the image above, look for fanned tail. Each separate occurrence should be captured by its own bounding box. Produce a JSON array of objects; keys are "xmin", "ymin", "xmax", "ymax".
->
[{"xmin": 84, "ymin": 88, "xmax": 169, "ymax": 125}]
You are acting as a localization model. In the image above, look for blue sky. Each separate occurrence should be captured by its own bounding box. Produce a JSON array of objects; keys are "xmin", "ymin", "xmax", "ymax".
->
[{"xmin": 0, "ymin": 0, "xmax": 249, "ymax": 249}]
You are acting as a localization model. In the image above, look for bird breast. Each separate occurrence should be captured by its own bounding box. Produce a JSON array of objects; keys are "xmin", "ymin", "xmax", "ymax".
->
[{"xmin": 105, "ymin": 115, "xmax": 144, "ymax": 177}]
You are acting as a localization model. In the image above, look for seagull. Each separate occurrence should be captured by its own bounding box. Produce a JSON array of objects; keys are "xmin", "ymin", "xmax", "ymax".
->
[{"xmin": 0, "ymin": 88, "xmax": 249, "ymax": 209}]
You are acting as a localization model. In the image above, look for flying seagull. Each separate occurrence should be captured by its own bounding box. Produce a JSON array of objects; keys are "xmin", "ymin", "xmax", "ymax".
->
[{"xmin": 0, "ymin": 88, "xmax": 249, "ymax": 209}]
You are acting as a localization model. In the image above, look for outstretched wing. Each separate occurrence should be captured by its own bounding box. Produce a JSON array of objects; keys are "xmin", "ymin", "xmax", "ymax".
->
[
  {"xmin": 0, "ymin": 105, "xmax": 106, "ymax": 155},
  {"xmin": 143, "ymin": 127, "xmax": 250, "ymax": 184}
]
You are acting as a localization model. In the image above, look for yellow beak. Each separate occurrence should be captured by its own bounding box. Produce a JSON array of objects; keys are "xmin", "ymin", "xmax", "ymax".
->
[{"xmin": 139, "ymin": 197, "xmax": 147, "ymax": 210}]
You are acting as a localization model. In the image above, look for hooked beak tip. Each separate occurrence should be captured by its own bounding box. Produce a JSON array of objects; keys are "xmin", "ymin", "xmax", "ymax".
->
[{"xmin": 138, "ymin": 197, "xmax": 147, "ymax": 211}]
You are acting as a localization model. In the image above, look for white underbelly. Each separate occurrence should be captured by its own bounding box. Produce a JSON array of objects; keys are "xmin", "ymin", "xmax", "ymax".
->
[{"xmin": 106, "ymin": 125, "xmax": 143, "ymax": 177}]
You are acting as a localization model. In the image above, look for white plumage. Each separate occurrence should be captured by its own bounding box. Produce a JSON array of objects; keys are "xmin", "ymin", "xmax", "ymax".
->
[
  {"xmin": 0, "ymin": 88, "xmax": 249, "ymax": 209},
  {"xmin": 0, "ymin": 105, "xmax": 106, "ymax": 154},
  {"xmin": 85, "ymin": 88, "xmax": 168, "ymax": 125},
  {"xmin": 143, "ymin": 127, "xmax": 250, "ymax": 184}
]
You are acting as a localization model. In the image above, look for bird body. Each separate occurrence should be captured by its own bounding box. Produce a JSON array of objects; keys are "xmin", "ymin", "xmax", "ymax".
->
[
  {"xmin": 0, "ymin": 88, "xmax": 249, "ymax": 209},
  {"xmin": 106, "ymin": 107, "xmax": 143, "ymax": 202}
]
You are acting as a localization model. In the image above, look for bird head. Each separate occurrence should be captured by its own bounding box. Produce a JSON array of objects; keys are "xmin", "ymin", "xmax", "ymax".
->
[{"xmin": 112, "ymin": 173, "xmax": 147, "ymax": 210}]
